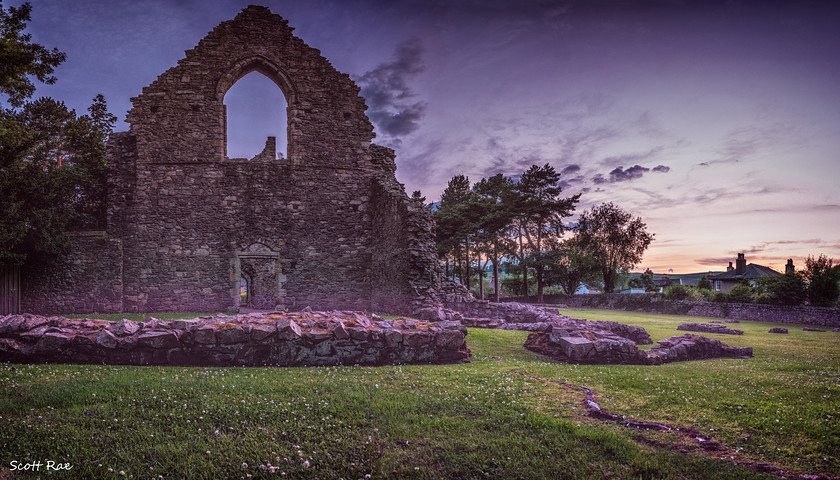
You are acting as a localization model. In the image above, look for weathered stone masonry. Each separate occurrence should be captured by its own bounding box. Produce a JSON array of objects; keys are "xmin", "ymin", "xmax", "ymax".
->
[{"xmin": 21, "ymin": 6, "xmax": 442, "ymax": 315}]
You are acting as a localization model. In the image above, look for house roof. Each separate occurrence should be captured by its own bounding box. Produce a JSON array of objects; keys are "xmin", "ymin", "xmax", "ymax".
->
[{"xmin": 709, "ymin": 264, "xmax": 780, "ymax": 281}]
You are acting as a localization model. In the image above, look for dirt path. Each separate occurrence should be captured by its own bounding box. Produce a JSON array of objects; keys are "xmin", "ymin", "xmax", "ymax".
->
[{"xmin": 510, "ymin": 368, "xmax": 834, "ymax": 480}]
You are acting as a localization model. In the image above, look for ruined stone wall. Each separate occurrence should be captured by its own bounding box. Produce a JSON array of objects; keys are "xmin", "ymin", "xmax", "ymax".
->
[
  {"xmin": 368, "ymin": 144, "xmax": 443, "ymax": 314},
  {"xmin": 0, "ymin": 312, "xmax": 471, "ymax": 367},
  {"xmin": 117, "ymin": 159, "xmax": 375, "ymax": 312},
  {"xmin": 21, "ymin": 233, "xmax": 123, "ymax": 314},
  {"xmin": 525, "ymin": 294, "xmax": 840, "ymax": 327},
  {"xmin": 20, "ymin": 6, "xmax": 445, "ymax": 315}
]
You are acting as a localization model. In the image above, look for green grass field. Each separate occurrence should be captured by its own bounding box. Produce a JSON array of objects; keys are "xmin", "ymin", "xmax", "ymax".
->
[{"xmin": 1, "ymin": 309, "xmax": 838, "ymax": 479}]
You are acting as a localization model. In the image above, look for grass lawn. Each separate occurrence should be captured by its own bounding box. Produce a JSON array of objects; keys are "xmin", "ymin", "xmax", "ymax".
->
[{"xmin": 0, "ymin": 308, "xmax": 837, "ymax": 479}]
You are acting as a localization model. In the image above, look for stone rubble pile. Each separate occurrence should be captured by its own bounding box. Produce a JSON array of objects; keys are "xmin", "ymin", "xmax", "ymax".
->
[
  {"xmin": 0, "ymin": 312, "xmax": 471, "ymax": 367},
  {"xmin": 453, "ymin": 301, "xmax": 652, "ymax": 345},
  {"xmin": 677, "ymin": 323, "xmax": 744, "ymax": 335},
  {"xmin": 524, "ymin": 325, "xmax": 752, "ymax": 365},
  {"xmin": 768, "ymin": 327, "xmax": 789, "ymax": 334},
  {"xmin": 523, "ymin": 325, "xmax": 649, "ymax": 364},
  {"xmin": 645, "ymin": 334, "xmax": 753, "ymax": 364}
]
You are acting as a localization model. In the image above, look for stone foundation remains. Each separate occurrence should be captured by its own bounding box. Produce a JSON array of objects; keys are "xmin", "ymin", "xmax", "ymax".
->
[
  {"xmin": 677, "ymin": 323, "xmax": 744, "ymax": 335},
  {"xmin": 0, "ymin": 312, "xmax": 470, "ymax": 367},
  {"xmin": 448, "ymin": 301, "xmax": 752, "ymax": 365},
  {"xmin": 524, "ymin": 329, "xmax": 752, "ymax": 365}
]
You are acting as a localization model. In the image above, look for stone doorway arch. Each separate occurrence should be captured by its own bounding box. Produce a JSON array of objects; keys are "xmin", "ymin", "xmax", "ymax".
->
[{"xmin": 234, "ymin": 243, "xmax": 287, "ymax": 310}]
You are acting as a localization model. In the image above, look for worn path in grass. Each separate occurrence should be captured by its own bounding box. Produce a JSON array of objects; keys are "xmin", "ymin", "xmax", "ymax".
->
[{"xmin": 0, "ymin": 309, "xmax": 837, "ymax": 479}]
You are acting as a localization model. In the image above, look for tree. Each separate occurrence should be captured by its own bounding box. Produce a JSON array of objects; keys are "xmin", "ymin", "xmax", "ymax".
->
[
  {"xmin": 629, "ymin": 268, "xmax": 657, "ymax": 292},
  {"xmin": 804, "ymin": 255, "xmax": 840, "ymax": 307},
  {"xmin": 0, "ymin": 4, "xmax": 116, "ymax": 268},
  {"xmin": 1, "ymin": 96, "xmax": 116, "ymax": 267},
  {"xmin": 753, "ymin": 273, "xmax": 807, "ymax": 306},
  {"xmin": 0, "ymin": 2, "xmax": 66, "ymax": 107},
  {"xmin": 575, "ymin": 202, "xmax": 654, "ymax": 293},
  {"xmin": 697, "ymin": 275, "xmax": 712, "ymax": 290},
  {"xmin": 727, "ymin": 284, "xmax": 753, "ymax": 303},
  {"xmin": 471, "ymin": 174, "xmax": 516, "ymax": 302},
  {"xmin": 511, "ymin": 164, "xmax": 580, "ymax": 303},
  {"xmin": 545, "ymin": 236, "xmax": 600, "ymax": 295},
  {"xmin": 410, "ymin": 190, "xmax": 426, "ymax": 205},
  {"xmin": 434, "ymin": 175, "xmax": 475, "ymax": 287}
]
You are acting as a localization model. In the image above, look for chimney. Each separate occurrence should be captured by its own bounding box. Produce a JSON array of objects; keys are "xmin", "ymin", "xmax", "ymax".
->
[
  {"xmin": 727, "ymin": 262, "xmax": 734, "ymax": 272},
  {"xmin": 736, "ymin": 253, "xmax": 746, "ymax": 276},
  {"xmin": 786, "ymin": 259, "xmax": 794, "ymax": 275}
]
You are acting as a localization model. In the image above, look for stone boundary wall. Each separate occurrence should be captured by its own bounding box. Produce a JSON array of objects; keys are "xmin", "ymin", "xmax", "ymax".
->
[
  {"xmin": 0, "ymin": 312, "xmax": 471, "ymax": 367},
  {"xmin": 21, "ymin": 233, "xmax": 124, "ymax": 314},
  {"xmin": 502, "ymin": 294, "xmax": 840, "ymax": 327}
]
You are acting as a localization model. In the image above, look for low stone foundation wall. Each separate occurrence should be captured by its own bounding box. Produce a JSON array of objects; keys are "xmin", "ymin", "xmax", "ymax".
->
[
  {"xmin": 447, "ymin": 300, "xmax": 752, "ymax": 365},
  {"xmin": 445, "ymin": 300, "xmax": 652, "ymax": 345},
  {"xmin": 0, "ymin": 311, "xmax": 471, "ymax": 367},
  {"xmin": 677, "ymin": 323, "xmax": 744, "ymax": 335},
  {"xmin": 524, "ymin": 331, "xmax": 752, "ymax": 365},
  {"xmin": 505, "ymin": 294, "xmax": 840, "ymax": 327}
]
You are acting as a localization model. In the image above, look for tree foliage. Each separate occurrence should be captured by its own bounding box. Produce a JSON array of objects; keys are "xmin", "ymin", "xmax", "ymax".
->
[
  {"xmin": 0, "ymin": 96, "xmax": 116, "ymax": 267},
  {"xmin": 727, "ymin": 284, "xmax": 753, "ymax": 303},
  {"xmin": 804, "ymin": 255, "xmax": 840, "ymax": 307},
  {"xmin": 0, "ymin": 2, "xmax": 66, "ymax": 107},
  {"xmin": 629, "ymin": 268, "xmax": 657, "ymax": 292},
  {"xmin": 511, "ymin": 164, "xmax": 579, "ymax": 302},
  {"xmin": 471, "ymin": 174, "xmax": 516, "ymax": 301},
  {"xmin": 0, "ymin": 3, "xmax": 116, "ymax": 268},
  {"xmin": 434, "ymin": 175, "xmax": 475, "ymax": 287},
  {"xmin": 547, "ymin": 236, "xmax": 600, "ymax": 295},
  {"xmin": 575, "ymin": 202, "xmax": 654, "ymax": 293},
  {"xmin": 433, "ymin": 165, "xmax": 580, "ymax": 302},
  {"xmin": 697, "ymin": 275, "xmax": 712, "ymax": 290},
  {"xmin": 753, "ymin": 272, "xmax": 807, "ymax": 306}
]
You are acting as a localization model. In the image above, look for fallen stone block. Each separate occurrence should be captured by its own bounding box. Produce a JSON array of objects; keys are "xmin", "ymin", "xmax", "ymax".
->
[
  {"xmin": 137, "ymin": 331, "xmax": 181, "ymax": 349},
  {"xmin": 111, "ymin": 319, "xmax": 140, "ymax": 336},
  {"xmin": 677, "ymin": 323, "xmax": 743, "ymax": 335},
  {"xmin": 768, "ymin": 327, "xmax": 788, "ymax": 334}
]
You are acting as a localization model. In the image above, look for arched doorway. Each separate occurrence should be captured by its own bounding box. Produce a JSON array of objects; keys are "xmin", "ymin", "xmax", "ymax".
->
[{"xmin": 234, "ymin": 243, "xmax": 287, "ymax": 310}]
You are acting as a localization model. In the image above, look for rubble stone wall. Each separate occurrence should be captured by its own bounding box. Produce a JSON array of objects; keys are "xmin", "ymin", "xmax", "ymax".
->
[
  {"xmin": 511, "ymin": 294, "xmax": 840, "ymax": 327},
  {"xmin": 21, "ymin": 233, "xmax": 123, "ymax": 314},
  {"xmin": 20, "ymin": 6, "xmax": 444, "ymax": 315},
  {"xmin": 0, "ymin": 312, "xmax": 471, "ymax": 367}
]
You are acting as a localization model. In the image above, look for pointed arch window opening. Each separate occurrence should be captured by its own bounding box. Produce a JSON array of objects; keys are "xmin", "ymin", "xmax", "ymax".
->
[{"xmin": 223, "ymin": 70, "xmax": 288, "ymax": 160}]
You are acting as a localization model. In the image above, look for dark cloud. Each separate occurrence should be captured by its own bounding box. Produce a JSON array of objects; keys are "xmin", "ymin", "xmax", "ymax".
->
[
  {"xmin": 357, "ymin": 38, "xmax": 427, "ymax": 138},
  {"xmin": 561, "ymin": 164, "xmax": 581, "ymax": 174},
  {"xmin": 652, "ymin": 165, "xmax": 670, "ymax": 173},
  {"xmin": 593, "ymin": 164, "xmax": 650, "ymax": 184},
  {"xmin": 695, "ymin": 257, "xmax": 738, "ymax": 267},
  {"xmin": 599, "ymin": 146, "xmax": 663, "ymax": 167}
]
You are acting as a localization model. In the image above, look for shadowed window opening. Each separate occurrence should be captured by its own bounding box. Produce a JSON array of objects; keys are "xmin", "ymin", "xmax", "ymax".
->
[{"xmin": 224, "ymin": 71, "xmax": 288, "ymax": 159}]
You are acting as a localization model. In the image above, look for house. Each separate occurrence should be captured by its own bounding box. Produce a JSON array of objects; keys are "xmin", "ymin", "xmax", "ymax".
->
[{"xmin": 708, "ymin": 253, "xmax": 782, "ymax": 292}]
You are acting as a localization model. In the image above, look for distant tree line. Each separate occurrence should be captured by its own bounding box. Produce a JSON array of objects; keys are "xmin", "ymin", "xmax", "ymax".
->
[
  {"xmin": 429, "ymin": 164, "xmax": 654, "ymax": 302},
  {"xmin": 661, "ymin": 255, "xmax": 840, "ymax": 307}
]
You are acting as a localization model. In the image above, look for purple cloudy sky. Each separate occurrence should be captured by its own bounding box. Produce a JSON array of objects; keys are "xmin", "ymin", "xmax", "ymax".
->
[{"xmin": 12, "ymin": 0, "xmax": 840, "ymax": 273}]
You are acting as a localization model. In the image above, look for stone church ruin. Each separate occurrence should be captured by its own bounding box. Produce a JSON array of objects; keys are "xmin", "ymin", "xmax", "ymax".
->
[
  {"xmin": 5, "ymin": 6, "xmax": 754, "ymax": 369},
  {"xmin": 21, "ymin": 6, "xmax": 442, "ymax": 315}
]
